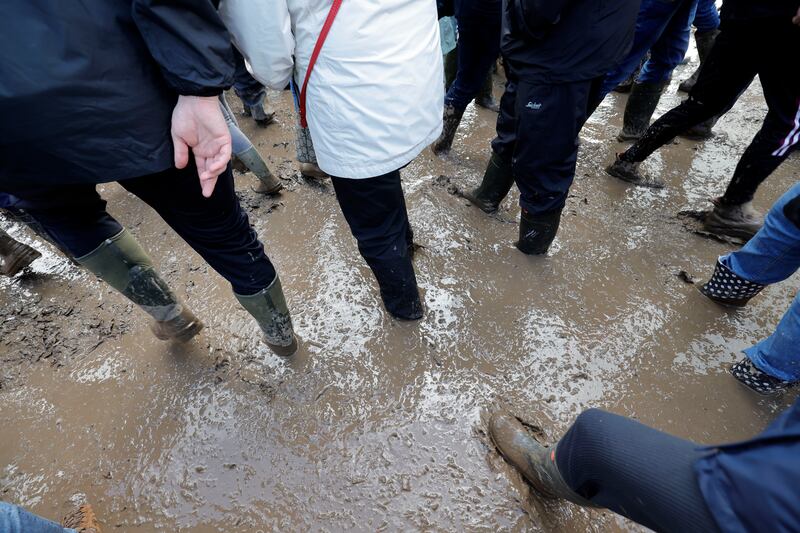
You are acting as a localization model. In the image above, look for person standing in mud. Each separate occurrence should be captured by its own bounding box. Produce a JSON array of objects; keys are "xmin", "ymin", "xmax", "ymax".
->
[
  {"xmin": 607, "ymin": 0, "xmax": 800, "ymax": 241},
  {"xmin": 0, "ymin": 0, "xmax": 298, "ymax": 356},
  {"xmin": 219, "ymin": 0, "xmax": 443, "ymax": 320},
  {"xmin": 459, "ymin": 0, "xmax": 639, "ymax": 255}
]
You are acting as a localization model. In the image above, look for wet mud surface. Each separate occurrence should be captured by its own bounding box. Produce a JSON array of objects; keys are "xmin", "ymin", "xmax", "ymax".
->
[{"xmin": 2, "ymin": 56, "xmax": 799, "ymax": 531}]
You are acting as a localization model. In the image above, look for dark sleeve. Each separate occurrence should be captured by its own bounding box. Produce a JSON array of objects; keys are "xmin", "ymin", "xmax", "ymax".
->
[
  {"xmin": 511, "ymin": 0, "xmax": 572, "ymax": 39},
  {"xmin": 131, "ymin": 0, "xmax": 235, "ymax": 96}
]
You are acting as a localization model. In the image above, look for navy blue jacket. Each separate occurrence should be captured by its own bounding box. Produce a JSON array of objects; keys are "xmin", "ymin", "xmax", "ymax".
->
[
  {"xmin": 0, "ymin": 0, "xmax": 235, "ymax": 187},
  {"xmin": 695, "ymin": 398, "xmax": 800, "ymax": 532},
  {"xmin": 501, "ymin": 0, "xmax": 640, "ymax": 83}
]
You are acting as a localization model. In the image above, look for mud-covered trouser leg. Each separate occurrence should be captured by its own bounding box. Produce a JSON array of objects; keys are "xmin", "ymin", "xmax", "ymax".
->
[
  {"xmin": 555, "ymin": 409, "xmax": 721, "ymax": 533},
  {"xmin": 598, "ymin": 0, "xmax": 696, "ymax": 98},
  {"xmin": 0, "ymin": 502, "xmax": 75, "ymax": 533},
  {"xmin": 330, "ymin": 170, "xmax": 422, "ymax": 320},
  {"xmin": 512, "ymin": 76, "xmax": 604, "ymax": 216},
  {"xmin": 691, "ymin": 0, "xmax": 719, "ymax": 32},
  {"xmin": 444, "ymin": 12, "xmax": 501, "ymax": 111}
]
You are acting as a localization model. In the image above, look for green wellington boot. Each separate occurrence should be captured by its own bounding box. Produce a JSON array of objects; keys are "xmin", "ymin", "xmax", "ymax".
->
[
  {"xmin": 0, "ymin": 227, "xmax": 41, "ymax": 276},
  {"xmin": 235, "ymin": 275, "xmax": 298, "ymax": 357},
  {"xmin": 489, "ymin": 413, "xmax": 598, "ymax": 506},
  {"xmin": 457, "ymin": 152, "xmax": 515, "ymax": 213},
  {"xmin": 236, "ymin": 146, "xmax": 283, "ymax": 195},
  {"xmin": 617, "ymin": 81, "xmax": 667, "ymax": 142},
  {"xmin": 431, "ymin": 104, "xmax": 466, "ymax": 156},
  {"xmin": 76, "ymin": 229, "xmax": 203, "ymax": 342},
  {"xmin": 515, "ymin": 208, "xmax": 563, "ymax": 255}
]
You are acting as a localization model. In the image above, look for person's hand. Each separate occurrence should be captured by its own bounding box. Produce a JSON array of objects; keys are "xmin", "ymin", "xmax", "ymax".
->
[
  {"xmin": 171, "ymin": 95, "xmax": 232, "ymax": 198},
  {"xmin": 793, "ymin": 6, "xmax": 800, "ymax": 25}
]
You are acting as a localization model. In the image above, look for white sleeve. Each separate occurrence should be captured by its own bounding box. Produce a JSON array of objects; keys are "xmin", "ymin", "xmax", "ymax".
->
[{"xmin": 218, "ymin": 0, "xmax": 295, "ymax": 89}]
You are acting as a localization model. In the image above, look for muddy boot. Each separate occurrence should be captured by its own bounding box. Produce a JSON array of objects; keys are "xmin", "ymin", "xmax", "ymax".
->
[
  {"xmin": 515, "ymin": 208, "xmax": 562, "ymax": 255},
  {"xmin": 617, "ymin": 81, "xmax": 666, "ymax": 142},
  {"xmin": 0, "ymin": 227, "xmax": 41, "ymax": 276},
  {"xmin": 606, "ymin": 154, "xmax": 664, "ymax": 188},
  {"xmin": 62, "ymin": 504, "xmax": 102, "ymax": 533},
  {"xmin": 236, "ymin": 146, "xmax": 283, "ymax": 195},
  {"xmin": 679, "ymin": 29, "xmax": 720, "ymax": 93},
  {"xmin": 457, "ymin": 152, "xmax": 515, "ymax": 213},
  {"xmin": 299, "ymin": 162, "xmax": 330, "ymax": 180},
  {"xmin": 240, "ymin": 98, "xmax": 275, "ymax": 127},
  {"xmin": 76, "ymin": 229, "xmax": 203, "ymax": 342},
  {"xmin": 475, "ymin": 73, "xmax": 500, "ymax": 112},
  {"xmin": 703, "ymin": 198, "xmax": 764, "ymax": 240},
  {"xmin": 699, "ymin": 259, "xmax": 765, "ymax": 307},
  {"xmin": 431, "ymin": 104, "xmax": 466, "ymax": 156},
  {"xmin": 489, "ymin": 413, "xmax": 598, "ymax": 506},
  {"xmin": 730, "ymin": 358, "xmax": 794, "ymax": 396},
  {"xmin": 235, "ymin": 275, "xmax": 298, "ymax": 356},
  {"xmin": 682, "ymin": 116, "xmax": 718, "ymax": 140},
  {"xmin": 367, "ymin": 257, "xmax": 424, "ymax": 320}
]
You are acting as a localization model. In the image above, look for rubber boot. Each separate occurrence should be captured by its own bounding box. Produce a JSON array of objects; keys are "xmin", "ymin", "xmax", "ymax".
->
[
  {"xmin": 76, "ymin": 229, "xmax": 203, "ymax": 342},
  {"xmin": 703, "ymin": 197, "xmax": 764, "ymax": 240},
  {"xmin": 699, "ymin": 259, "xmax": 765, "ymax": 307},
  {"xmin": 0, "ymin": 227, "xmax": 41, "ymax": 276},
  {"xmin": 236, "ymin": 146, "xmax": 283, "ymax": 195},
  {"xmin": 62, "ymin": 504, "xmax": 102, "ymax": 533},
  {"xmin": 475, "ymin": 72, "xmax": 500, "ymax": 112},
  {"xmin": 730, "ymin": 357, "xmax": 794, "ymax": 396},
  {"xmin": 516, "ymin": 208, "xmax": 562, "ymax": 255},
  {"xmin": 240, "ymin": 95, "xmax": 275, "ymax": 127},
  {"xmin": 235, "ymin": 275, "xmax": 298, "ymax": 356},
  {"xmin": 606, "ymin": 154, "xmax": 665, "ymax": 189},
  {"xmin": 679, "ymin": 29, "xmax": 720, "ymax": 93},
  {"xmin": 489, "ymin": 413, "xmax": 599, "ymax": 506},
  {"xmin": 431, "ymin": 104, "xmax": 466, "ymax": 156},
  {"xmin": 457, "ymin": 152, "xmax": 515, "ymax": 213},
  {"xmin": 617, "ymin": 81, "xmax": 666, "ymax": 142},
  {"xmin": 367, "ymin": 257, "xmax": 424, "ymax": 320}
]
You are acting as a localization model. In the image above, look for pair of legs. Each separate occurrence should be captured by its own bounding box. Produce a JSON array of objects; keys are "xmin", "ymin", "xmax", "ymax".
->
[
  {"xmin": 0, "ymin": 501, "xmax": 99, "ymax": 533},
  {"xmin": 490, "ymin": 409, "xmax": 720, "ymax": 532},
  {"xmin": 231, "ymin": 47, "xmax": 273, "ymax": 126},
  {"xmin": 608, "ymin": 17, "xmax": 800, "ymax": 238},
  {"xmin": 330, "ymin": 170, "xmax": 422, "ymax": 320},
  {"xmin": 700, "ymin": 182, "xmax": 800, "ymax": 393},
  {"xmin": 3, "ymin": 164, "xmax": 297, "ymax": 354},
  {"xmin": 461, "ymin": 67, "xmax": 603, "ymax": 254}
]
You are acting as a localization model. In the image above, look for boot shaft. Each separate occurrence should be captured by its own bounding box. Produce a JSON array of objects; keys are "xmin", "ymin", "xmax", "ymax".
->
[{"xmin": 235, "ymin": 275, "xmax": 297, "ymax": 353}]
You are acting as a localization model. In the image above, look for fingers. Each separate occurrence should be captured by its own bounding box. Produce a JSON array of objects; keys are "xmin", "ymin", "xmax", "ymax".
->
[{"xmin": 172, "ymin": 133, "xmax": 190, "ymax": 169}]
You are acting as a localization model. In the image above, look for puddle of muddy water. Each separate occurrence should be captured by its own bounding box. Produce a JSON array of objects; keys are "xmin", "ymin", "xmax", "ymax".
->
[{"xmin": 1, "ymin": 59, "xmax": 798, "ymax": 532}]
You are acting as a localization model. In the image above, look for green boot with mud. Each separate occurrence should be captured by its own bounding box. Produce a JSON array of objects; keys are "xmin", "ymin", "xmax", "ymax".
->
[
  {"xmin": 606, "ymin": 154, "xmax": 665, "ymax": 188},
  {"xmin": 489, "ymin": 412, "xmax": 598, "ymax": 506},
  {"xmin": 515, "ymin": 208, "xmax": 562, "ymax": 255},
  {"xmin": 617, "ymin": 81, "xmax": 667, "ymax": 142},
  {"xmin": 457, "ymin": 152, "xmax": 515, "ymax": 213},
  {"xmin": 235, "ymin": 275, "xmax": 298, "ymax": 357},
  {"xmin": 76, "ymin": 229, "xmax": 203, "ymax": 342},
  {"xmin": 703, "ymin": 198, "xmax": 764, "ymax": 240},
  {"xmin": 236, "ymin": 146, "xmax": 284, "ymax": 195},
  {"xmin": 0, "ymin": 227, "xmax": 41, "ymax": 276},
  {"xmin": 432, "ymin": 104, "xmax": 466, "ymax": 156}
]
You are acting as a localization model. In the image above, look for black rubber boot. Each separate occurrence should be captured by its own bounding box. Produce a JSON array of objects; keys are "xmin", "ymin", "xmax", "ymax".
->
[
  {"xmin": 730, "ymin": 358, "xmax": 793, "ymax": 396},
  {"xmin": 432, "ymin": 104, "xmax": 466, "ymax": 156},
  {"xmin": 367, "ymin": 257, "xmax": 423, "ymax": 321},
  {"xmin": 606, "ymin": 154, "xmax": 665, "ymax": 189},
  {"xmin": 699, "ymin": 259, "xmax": 765, "ymax": 307},
  {"xmin": 76, "ymin": 229, "xmax": 203, "ymax": 342},
  {"xmin": 679, "ymin": 29, "xmax": 720, "ymax": 93},
  {"xmin": 457, "ymin": 152, "xmax": 515, "ymax": 213},
  {"xmin": 475, "ymin": 72, "xmax": 500, "ymax": 112},
  {"xmin": 489, "ymin": 413, "xmax": 598, "ymax": 506},
  {"xmin": 617, "ymin": 81, "xmax": 666, "ymax": 142},
  {"xmin": 0, "ymin": 227, "xmax": 41, "ymax": 276},
  {"xmin": 235, "ymin": 275, "xmax": 298, "ymax": 356},
  {"xmin": 515, "ymin": 208, "xmax": 562, "ymax": 255}
]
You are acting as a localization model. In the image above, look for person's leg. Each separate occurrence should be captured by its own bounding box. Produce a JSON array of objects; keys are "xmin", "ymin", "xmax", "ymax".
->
[
  {"xmin": 231, "ymin": 47, "xmax": 273, "ymax": 126},
  {"xmin": 679, "ymin": 0, "xmax": 720, "ymax": 93},
  {"xmin": 692, "ymin": 0, "xmax": 719, "ymax": 33},
  {"xmin": 330, "ymin": 171, "xmax": 423, "ymax": 320},
  {"xmin": 121, "ymin": 164, "xmax": 296, "ymax": 354},
  {"xmin": 0, "ymin": 501, "xmax": 78, "ymax": 533},
  {"xmin": 444, "ymin": 47, "xmax": 458, "ymax": 92},
  {"xmin": 475, "ymin": 67, "xmax": 499, "ymax": 112}
]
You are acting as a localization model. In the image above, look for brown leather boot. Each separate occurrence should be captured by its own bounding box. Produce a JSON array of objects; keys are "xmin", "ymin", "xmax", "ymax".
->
[{"xmin": 0, "ymin": 228, "xmax": 41, "ymax": 276}]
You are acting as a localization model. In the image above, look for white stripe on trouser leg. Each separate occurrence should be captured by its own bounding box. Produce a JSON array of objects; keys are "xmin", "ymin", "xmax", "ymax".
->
[{"xmin": 772, "ymin": 100, "xmax": 800, "ymax": 157}]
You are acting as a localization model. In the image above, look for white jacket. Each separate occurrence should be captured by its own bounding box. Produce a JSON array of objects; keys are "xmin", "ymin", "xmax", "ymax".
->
[{"xmin": 219, "ymin": 0, "xmax": 444, "ymax": 179}]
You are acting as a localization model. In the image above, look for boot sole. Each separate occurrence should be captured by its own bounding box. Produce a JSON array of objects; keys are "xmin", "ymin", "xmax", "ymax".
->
[
  {"xmin": 2, "ymin": 247, "xmax": 42, "ymax": 277},
  {"xmin": 251, "ymin": 182, "xmax": 284, "ymax": 195}
]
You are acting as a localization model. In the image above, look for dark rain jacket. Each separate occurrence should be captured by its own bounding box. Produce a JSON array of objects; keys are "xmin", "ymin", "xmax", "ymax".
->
[
  {"xmin": 0, "ymin": 0, "xmax": 235, "ymax": 187},
  {"xmin": 501, "ymin": 0, "xmax": 640, "ymax": 83},
  {"xmin": 695, "ymin": 398, "xmax": 800, "ymax": 532}
]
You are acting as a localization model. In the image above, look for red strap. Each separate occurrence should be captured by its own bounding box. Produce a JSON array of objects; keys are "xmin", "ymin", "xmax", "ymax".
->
[{"xmin": 299, "ymin": 0, "xmax": 343, "ymax": 128}]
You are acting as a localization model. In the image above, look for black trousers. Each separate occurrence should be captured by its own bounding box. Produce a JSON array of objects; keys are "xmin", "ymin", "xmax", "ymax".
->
[
  {"xmin": 330, "ymin": 170, "xmax": 421, "ymax": 319},
  {"xmin": 492, "ymin": 67, "xmax": 604, "ymax": 215},
  {"xmin": 2, "ymin": 164, "xmax": 276, "ymax": 296},
  {"xmin": 622, "ymin": 17, "xmax": 800, "ymax": 204},
  {"xmin": 555, "ymin": 409, "xmax": 721, "ymax": 533}
]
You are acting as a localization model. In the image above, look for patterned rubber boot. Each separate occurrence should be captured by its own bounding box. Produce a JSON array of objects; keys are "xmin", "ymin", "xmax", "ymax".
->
[
  {"xmin": 699, "ymin": 259, "xmax": 765, "ymax": 307},
  {"xmin": 730, "ymin": 358, "xmax": 793, "ymax": 395}
]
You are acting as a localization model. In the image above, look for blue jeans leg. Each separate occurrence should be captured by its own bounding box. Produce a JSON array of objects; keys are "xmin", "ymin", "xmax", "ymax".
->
[
  {"xmin": 444, "ymin": 14, "xmax": 501, "ymax": 111},
  {"xmin": 638, "ymin": 0, "xmax": 697, "ymax": 84},
  {"xmin": 745, "ymin": 294, "xmax": 800, "ymax": 382},
  {"xmin": 692, "ymin": 0, "xmax": 720, "ymax": 32},
  {"xmin": 0, "ymin": 502, "xmax": 75, "ymax": 533}
]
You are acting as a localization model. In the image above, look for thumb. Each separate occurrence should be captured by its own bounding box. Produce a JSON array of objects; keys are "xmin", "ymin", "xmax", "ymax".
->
[{"xmin": 172, "ymin": 133, "xmax": 190, "ymax": 169}]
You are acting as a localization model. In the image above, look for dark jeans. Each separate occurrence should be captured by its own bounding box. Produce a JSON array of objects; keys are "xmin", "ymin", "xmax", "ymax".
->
[
  {"xmin": 232, "ymin": 47, "xmax": 266, "ymax": 108},
  {"xmin": 492, "ymin": 68, "xmax": 604, "ymax": 215},
  {"xmin": 330, "ymin": 171, "xmax": 421, "ymax": 319},
  {"xmin": 556, "ymin": 409, "xmax": 721, "ymax": 533},
  {"xmin": 3, "ymin": 164, "xmax": 276, "ymax": 296},
  {"xmin": 692, "ymin": 0, "xmax": 719, "ymax": 32},
  {"xmin": 444, "ymin": 13, "xmax": 501, "ymax": 111},
  {"xmin": 622, "ymin": 18, "xmax": 800, "ymax": 205}
]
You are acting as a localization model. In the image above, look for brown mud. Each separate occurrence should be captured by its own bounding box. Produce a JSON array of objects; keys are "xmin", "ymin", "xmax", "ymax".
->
[{"xmin": 2, "ymin": 55, "xmax": 799, "ymax": 531}]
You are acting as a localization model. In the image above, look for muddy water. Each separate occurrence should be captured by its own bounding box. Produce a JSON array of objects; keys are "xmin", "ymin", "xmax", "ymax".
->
[{"xmin": 2, "ymin": 58, "xmax": 798, "ymax": 532}]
